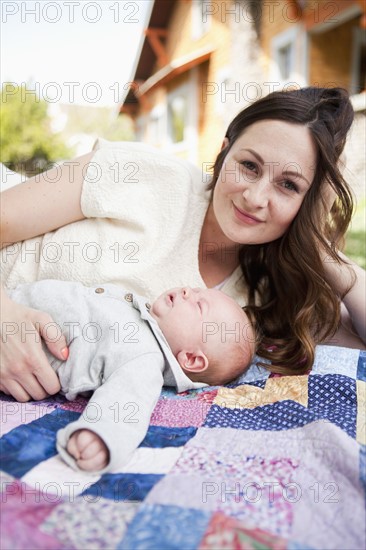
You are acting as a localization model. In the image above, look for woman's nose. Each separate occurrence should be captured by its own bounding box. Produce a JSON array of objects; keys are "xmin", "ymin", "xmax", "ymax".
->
[{"xmin": 242, "ymin": 177, "xmax": 270, "ymax": 208}]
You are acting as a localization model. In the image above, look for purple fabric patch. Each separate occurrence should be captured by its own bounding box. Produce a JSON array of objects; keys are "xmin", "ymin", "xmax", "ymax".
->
[
  {"xmin": 150, "ymin": 397, "xmax": 211, "ymax": 427},
  {"xmin": 59, "ymin": 395, "xmax": 89, "ymax": 412}
]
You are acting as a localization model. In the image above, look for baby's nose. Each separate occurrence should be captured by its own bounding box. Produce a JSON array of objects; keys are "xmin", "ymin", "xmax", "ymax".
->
[{"xmin": 182, "ymin": 287, "xmax": 192, "ymax": 299}]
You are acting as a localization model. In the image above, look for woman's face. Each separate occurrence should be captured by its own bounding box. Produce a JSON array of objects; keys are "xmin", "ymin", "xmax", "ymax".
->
[{"xmin": 212, "ymin": 120, "xmax": 317, "ymax": 246}]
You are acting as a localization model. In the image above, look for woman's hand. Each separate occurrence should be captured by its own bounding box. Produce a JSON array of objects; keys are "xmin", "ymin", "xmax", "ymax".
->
[
  {"xmin": 67, "ymin": 429, "xmax": 109, "ymax": 471},
  {"xmin": 322, "ymin": 251, "xmax": 366, "ymax": 346},
  {"xmin": 0, "ymin": 287, "xmax": 67, "ymax": 402},
  {"xmin": 319, "ymin": 155, "xmax": 365, "ymax": 347}
]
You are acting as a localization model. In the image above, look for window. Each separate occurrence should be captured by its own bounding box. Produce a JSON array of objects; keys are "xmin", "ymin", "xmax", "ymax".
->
[
  {"xmin": 271, "ymin": 26, "xmax": 307, "ymax": 87},
  {"xmin": 192, "ymin": 0, "xmax": 211, "ymax": 40},
  {"xmin": 135, "ymin": 115, "xmax": 147, "ymax": 142},
  {"xmin": 148, "ymin": 104, "xmax": 165, "ymax": 146},
  {"xmin": 278, "ymin": 43, "xmax": 293, "ymax": 81},
  {"xmin": 167, "ymin": 93, "xmax": 187, "ymax": 144},
  {"xmin": 351, "ymin": 27, "xmax": 366, "ymax": 94},
  {"xmin": 165, "ymin": 72, "xmax": 198, "ymax": 163}
]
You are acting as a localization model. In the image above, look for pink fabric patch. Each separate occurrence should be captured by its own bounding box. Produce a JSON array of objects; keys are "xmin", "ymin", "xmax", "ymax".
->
[
  {"xmin": 200, "ymin": 511, "xmax": 289, "ymax": 549},
  {"xmin": 151, "ymin": 398, "xmax": 211, "ymax": 427},
  {"xmin": 173, "ymin": 446, "xmax": 297, "ymax": 537},
  {"xmin": 197, "ymin": 389, "xmax": 218, "ymax": 405},
  {"xmin": 0, "ymin": 480, "xmax": 64, "ymax": 549}
]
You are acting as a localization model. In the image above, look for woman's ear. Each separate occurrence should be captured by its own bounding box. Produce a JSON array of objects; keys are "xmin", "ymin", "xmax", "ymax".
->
[
  {"xmin": 221, "ymin": 137, "xmax": 229, "ymax": 151},
  {"xmin": 177, "ymin": 350, "xmax": 209, "ymax": 374}
]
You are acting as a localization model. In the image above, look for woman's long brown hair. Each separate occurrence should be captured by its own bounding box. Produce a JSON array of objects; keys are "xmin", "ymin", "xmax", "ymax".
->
[{"xmin": 208, "ymin": 87, "xmax": 355, "ymax": 374}]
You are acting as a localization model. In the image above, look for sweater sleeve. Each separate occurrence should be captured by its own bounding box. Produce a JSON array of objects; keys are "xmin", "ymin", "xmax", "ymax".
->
[
  {"xmin": 56, "ymin": 352, "xmax": 164, "ymax": 474},
  {"xmin": 80, "ymin": 142, "xmax": 203, "ymax": 219}
]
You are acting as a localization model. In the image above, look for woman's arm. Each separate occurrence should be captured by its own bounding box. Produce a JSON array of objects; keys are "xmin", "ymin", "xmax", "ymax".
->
[
  {"xmin": 1, "ymin": 152, "xmax": 94, "ymax": 246},
  {"xmin": 321, "ymin": 165, "xmax": 365, "ymax": 347},
  {"xmin": 0, "ymin": 152, "xmax": 95, "ymax": 401},
  {"xmin": 324, "ymin": 252, "xmax": 366, "ymax": 345}
]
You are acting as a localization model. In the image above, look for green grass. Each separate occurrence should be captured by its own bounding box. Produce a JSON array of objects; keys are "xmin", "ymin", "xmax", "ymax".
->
[{"xmin": 344, "ymin": 197, "xmax": 366, "ymax": 269}]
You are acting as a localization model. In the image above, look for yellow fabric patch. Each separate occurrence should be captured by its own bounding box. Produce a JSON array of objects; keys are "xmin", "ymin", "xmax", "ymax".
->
[
  {"xmin": 215, "ymin": 375, "xmax": 309, "ymax": 409},
  {"xmin": 356, "ymin": 380, "xmax": 366, "ymax": 445}
]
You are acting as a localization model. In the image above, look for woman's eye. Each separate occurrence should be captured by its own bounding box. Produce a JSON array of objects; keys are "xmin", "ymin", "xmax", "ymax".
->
[
  {"xmin": 282, "ymin": 180, "xmax": 298, "ymax": 193},
  {"xmin": 241, "ymin": 160, "xmax": 257, "ymax": 172}
]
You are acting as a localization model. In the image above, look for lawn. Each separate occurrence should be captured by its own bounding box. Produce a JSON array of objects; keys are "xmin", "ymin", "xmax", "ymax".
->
[{"xmin": 345, "ymin": 197, "xmax": 366, "ymax": 269}]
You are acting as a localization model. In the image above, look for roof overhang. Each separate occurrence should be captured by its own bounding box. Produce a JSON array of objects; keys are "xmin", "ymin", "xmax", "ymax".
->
[
  {"xmin": 305, "ymin": 1, "xmax": 364, "ymax": 33},
  {"xmin": 120, "ymin": 0, "xmax": 177, "ymax": 112},
  {"xmin": 137, "ymin": 45, "xmax": 214, "ymax": 96},
  {"xmin": 120, "ymin": 45, "xmax": 214, "ymax": 115}
]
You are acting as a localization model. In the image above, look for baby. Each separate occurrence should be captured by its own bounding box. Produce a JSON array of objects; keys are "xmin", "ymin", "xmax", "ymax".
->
[{"xmin": 6, "ymin": 280, "xmax": 256, "ymax": 473}]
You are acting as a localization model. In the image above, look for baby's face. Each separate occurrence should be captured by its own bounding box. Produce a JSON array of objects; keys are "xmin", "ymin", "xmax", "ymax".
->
[{"xmin": 150, "ymin": 287, "xmax": 255, "ymax": 373}]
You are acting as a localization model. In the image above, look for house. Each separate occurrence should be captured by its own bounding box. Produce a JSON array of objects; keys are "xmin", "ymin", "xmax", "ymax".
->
[
  {"xmin": 260, "ymin": 0, "xmax": 365, "ymax": 95},
  {"xmin": 258, "ymin": 0, "xmax": 366, "ymax": 196},
  {"xmin": 120, "ymin": 0, "xmax": 365, "ymax": 191},
  {"xmin": 120, "ymin": 0, "xmax": 262, "ymax": 167}
]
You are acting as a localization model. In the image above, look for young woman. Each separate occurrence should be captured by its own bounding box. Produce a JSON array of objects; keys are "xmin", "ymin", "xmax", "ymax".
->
[{"xmin": 1, "ymin": 87, "xmax": 365, "ymax": 401}]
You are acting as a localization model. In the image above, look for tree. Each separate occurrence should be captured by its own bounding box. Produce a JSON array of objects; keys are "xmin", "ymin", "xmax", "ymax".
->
[{"xmin": 0, "ymin": 82, "xmax": 73, "ymax": 175}]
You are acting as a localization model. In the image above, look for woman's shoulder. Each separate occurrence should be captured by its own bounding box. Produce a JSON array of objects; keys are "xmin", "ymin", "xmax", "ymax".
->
[
  {"xmin": 91, "ymin": 138, "xmax": 207, "ymax": 196},
  {"xmin": 92, "ymin": 137, "xmax": 158, "ymax": 155}
]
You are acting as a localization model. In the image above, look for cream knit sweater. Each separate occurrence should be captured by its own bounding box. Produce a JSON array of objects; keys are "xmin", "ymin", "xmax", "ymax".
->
[{"xmin": 1, "ymin": 139, "xmax": 247, "ymax": 305}]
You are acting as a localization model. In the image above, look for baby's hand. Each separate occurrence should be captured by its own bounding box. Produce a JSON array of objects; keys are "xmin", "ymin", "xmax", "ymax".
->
[{"xmin": 67, "ymin": 429, "xmax": 109, "ymax": 471}]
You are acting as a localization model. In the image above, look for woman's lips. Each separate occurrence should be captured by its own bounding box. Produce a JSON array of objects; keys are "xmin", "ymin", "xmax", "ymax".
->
[{"xmin": 233, "ymin": 204, "xmax": 264, "ymax": 225}]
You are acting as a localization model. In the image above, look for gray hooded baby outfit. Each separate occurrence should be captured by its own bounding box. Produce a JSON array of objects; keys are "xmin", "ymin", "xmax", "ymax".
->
[{"xmin": 8, "ymin": 280, "xmax": 206, "ymax": 473}]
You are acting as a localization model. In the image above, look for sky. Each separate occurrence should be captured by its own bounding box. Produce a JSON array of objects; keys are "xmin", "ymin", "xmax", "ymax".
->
[{"xmin": 0, "ymin": 0, "xmax": 153, "ymax": 107}]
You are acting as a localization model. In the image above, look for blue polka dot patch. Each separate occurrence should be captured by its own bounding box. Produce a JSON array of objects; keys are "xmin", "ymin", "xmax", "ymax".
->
[{"xmin": 204, "ymin": 374, "xmax": 356, "ymax": 439}]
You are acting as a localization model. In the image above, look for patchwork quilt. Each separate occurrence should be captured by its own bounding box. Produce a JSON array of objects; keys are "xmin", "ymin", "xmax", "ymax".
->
[{"xmin": 1, "ymin": 345, "xmax": 365, "ymax": 550}]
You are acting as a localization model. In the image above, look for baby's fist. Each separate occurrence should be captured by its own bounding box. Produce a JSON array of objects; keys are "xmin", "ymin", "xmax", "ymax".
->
[{"xmin": 67, "ymin": 429, "xmax": 109, "ymax": 471}]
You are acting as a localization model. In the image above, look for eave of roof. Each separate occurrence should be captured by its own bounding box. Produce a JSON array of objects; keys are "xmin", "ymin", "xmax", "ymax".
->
[
  {"xmin": 137, "ymin": 45, "xmax": 214, "ymax": 96},
  {"xmin": 121, "ymin": 0, "xmax": 177, "ymax": 112},
  {"xmin": 136, "ymin": 4, "xmax": 176, "ymax": 79}
]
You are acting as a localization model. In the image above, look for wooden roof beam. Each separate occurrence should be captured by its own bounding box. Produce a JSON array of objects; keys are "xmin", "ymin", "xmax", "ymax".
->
[{"xmin": 145, "ymin": 28, "xmax": 169, "ymax": 67}]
